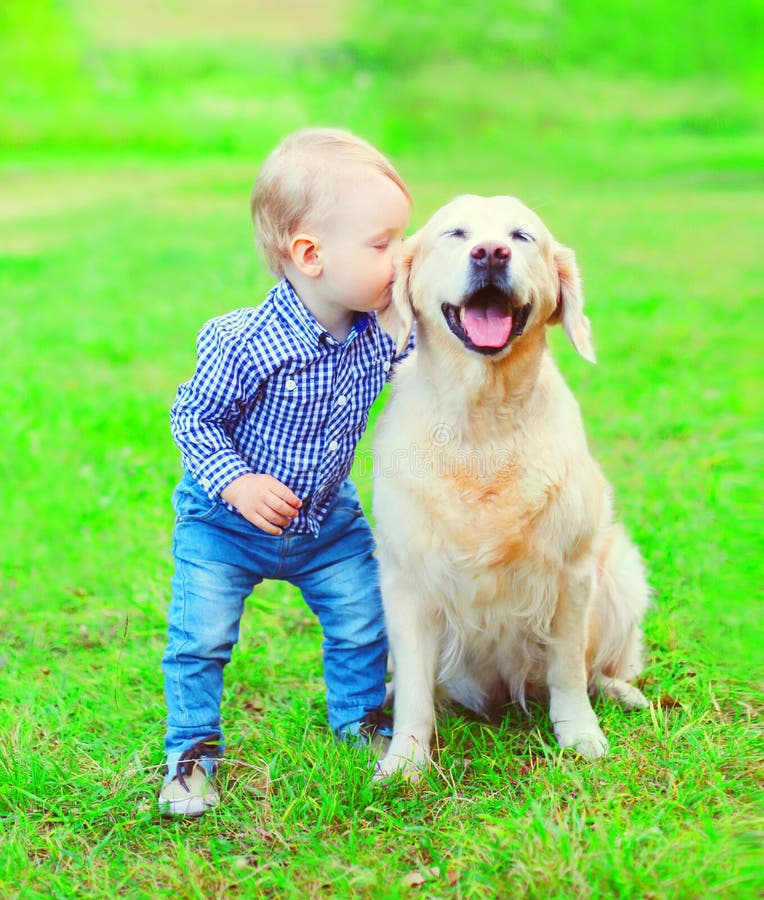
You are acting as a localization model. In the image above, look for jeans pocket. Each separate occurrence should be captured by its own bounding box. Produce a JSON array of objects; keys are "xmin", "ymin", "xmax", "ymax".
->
[
  {"xmin": 329, "ymin": 478, "xmax": 365, "ymax": 520},
  {"xmin": 173, "ymin": 475, "xmax": 222, "ymax": 522},
  {"xmin": 333, "ymin": 504, "xmax": 364, "ymax": 520}
]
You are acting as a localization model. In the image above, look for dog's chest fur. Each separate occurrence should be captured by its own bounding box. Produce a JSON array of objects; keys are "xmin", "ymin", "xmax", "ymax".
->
[{"xmin": 376, "ymin": 355, "xmax": 606, "ymax": 581}]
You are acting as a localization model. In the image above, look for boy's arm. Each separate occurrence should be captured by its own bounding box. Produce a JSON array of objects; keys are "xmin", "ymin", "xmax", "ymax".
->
[
  {"xmin": 170, "ymin": 318, "xmax": 253, "ymax": 498},
  {"xmin": 171, "ymin": 318, "xmax": 301, "ymax": 534}
]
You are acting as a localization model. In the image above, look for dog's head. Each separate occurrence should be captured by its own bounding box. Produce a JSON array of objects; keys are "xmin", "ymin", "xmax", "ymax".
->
[{"xmin": 379, "ymin": 194, "xmax": 595, "ymax": 363}]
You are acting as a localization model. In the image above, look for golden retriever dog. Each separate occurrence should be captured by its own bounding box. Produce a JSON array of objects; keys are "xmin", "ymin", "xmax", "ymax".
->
[{"xmin": 374, "ymin": 195, "xmax": 650, "ymax": 777}]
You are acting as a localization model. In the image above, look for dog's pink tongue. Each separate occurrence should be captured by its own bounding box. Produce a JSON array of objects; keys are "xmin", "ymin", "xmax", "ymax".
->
[{"xmin": 462, "ymin": 304, "xmax": 513, "ymax": 348}]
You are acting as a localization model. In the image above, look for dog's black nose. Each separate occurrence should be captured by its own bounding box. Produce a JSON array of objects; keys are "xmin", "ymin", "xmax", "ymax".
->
[{"xmin": 470, "ymin": 242, "xmax": 511, "ymax": 269}]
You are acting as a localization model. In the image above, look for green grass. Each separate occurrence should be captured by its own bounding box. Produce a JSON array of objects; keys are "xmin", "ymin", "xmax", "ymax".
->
[{"xmin": 1, "ymin": 1, "xmax": 762, "ymax": 897}]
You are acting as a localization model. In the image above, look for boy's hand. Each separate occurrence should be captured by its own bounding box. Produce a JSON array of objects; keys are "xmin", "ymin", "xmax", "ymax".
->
[{"xmin": 220, "ymin": 474, "xmax": 302, "ymax": 535}]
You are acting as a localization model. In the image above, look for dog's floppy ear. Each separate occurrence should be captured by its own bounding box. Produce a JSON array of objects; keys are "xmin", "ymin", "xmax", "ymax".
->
[
  {"xmin": 377, "ymin": 232, "xmax": 419, "ymax": 354},
  {"xmin": 551, "ymin": 243, "xmax": 596, "ymax": 364}
]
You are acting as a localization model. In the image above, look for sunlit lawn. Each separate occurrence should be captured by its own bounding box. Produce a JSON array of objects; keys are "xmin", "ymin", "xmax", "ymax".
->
[{"xmin": 1, "ymin": 2, "xmax": 762, "ymax": 897}]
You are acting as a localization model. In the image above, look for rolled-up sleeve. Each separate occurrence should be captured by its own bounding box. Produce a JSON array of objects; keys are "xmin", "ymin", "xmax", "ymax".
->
[{"xmin": 170, "ymin": 318, "xmax": 257, "ymax": 500}]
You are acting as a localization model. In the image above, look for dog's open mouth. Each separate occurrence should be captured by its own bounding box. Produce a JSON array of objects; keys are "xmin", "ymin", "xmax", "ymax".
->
[{"xmin": 441, "ymin": 286, "xmax": 530, "ymax": 355}]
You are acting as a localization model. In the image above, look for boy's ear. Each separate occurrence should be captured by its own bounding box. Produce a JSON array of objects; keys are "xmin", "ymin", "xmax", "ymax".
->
[
  {"xmin": 550, "ymin": 243, "xmax": 596, "ymax": 363},
  {"xmin": 289, "ymin": 233, "xmax": 322, "ymax": 277},
  {"xmin": 378, "ymin": 232, "xmax": 420, "ymax": 354}
]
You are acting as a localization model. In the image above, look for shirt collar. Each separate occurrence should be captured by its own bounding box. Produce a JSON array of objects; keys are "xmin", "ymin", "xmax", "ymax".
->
[
  {"xmin": 353, "ymin": 313, "xmax": 370, "ymax": 335},
  {"xmin": 272, "ymin": 279, "xmax": 326, "ymax": 347},
  {"xmin": 273, "ymin": 279, "xmax": 371, "ymax": 349}
]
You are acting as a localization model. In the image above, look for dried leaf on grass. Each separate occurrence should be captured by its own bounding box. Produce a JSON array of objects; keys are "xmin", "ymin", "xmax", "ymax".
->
[
  {"xmin": 518, "ymin": 754, "xmax": 546, "ymax": 776},
  {"xmin": 402, "ymin": 866, "xmax": 460, "ymax": 888},
  {"xmin": 656, "ymin": 695, "xmax": 684, "ymax": 709}
]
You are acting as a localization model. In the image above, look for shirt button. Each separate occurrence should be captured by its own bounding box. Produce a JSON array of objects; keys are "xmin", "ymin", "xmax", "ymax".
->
[
  {"xmin": 383, "ymin": 361, "xmax": 391, "ymax": 372},
  {"xmin": 285, "ymin": 379, "xmax": 297, "ymax": 391},
  {"xmin": 328, "ymin": 440, "xmax": 339, "ymax": 453},
  {"xmin": 336, "ymin": 395, "xmax": 347, "ymax": 407}
]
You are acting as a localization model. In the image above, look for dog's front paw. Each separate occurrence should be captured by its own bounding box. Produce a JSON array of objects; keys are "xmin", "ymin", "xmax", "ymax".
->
[
  {"xmin": 600, "ymin": 677, "xmax": 649, "ymax": 710},
  {"xmin": 554, "ymin": 721, "xmax": 609, "ymax": 759},
  {"xmin": 373, "ymin": 735, "xmax": 430, "ymax": 781},
  {"xmin": 374, "ymin": 755, "xmax": 420, "ymax": 782}
]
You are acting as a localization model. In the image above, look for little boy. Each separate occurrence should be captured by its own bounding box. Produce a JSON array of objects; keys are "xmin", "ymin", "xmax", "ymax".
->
[{"xmin": 159, "ymin": 128, "xmax": 411, "ymax": 816}]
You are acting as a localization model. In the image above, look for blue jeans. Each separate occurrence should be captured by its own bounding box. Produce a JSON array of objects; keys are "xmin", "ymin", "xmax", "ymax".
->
[{"xmin": 161, "ymin": 471, "xmax": 388, "ymax": 774}]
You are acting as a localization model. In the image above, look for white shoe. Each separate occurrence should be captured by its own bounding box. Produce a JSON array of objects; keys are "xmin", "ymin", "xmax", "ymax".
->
[
  {"xmin": 158, "ymin": 734, "xmax": 222, "ymax": 817},
  {"xmin": 158, "ymin": 761, "xmax": 220, "ymax": 816}
]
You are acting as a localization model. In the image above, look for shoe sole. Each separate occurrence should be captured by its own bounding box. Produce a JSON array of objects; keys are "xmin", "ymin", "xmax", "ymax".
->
[{"xmin": 158, "ymin": 794, "xmax": 219, "ymax": 817}]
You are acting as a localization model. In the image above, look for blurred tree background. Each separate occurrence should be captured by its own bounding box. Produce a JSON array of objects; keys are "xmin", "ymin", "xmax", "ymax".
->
[{"xmin": 2, "ymin": 0, "xmax": 761, "ymax": 168}]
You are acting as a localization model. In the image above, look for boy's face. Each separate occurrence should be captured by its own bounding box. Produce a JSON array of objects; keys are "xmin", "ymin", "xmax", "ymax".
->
[{"xmin": 311, "ymin": 165, "xmax": 410, "ymax": 317}]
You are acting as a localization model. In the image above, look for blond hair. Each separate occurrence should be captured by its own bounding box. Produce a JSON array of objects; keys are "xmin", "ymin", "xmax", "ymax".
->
[{"xmin": 251, "ymin": 127, "xmax": 410, "ymax": 277}]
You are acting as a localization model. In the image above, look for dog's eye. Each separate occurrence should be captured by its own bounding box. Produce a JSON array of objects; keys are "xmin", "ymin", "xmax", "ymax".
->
[
  {"xmin": 511, "ymin": 229, "xmax": 535, "ymax": 243},
  {"xmin": 444, "ymin": 228, "xmax": 468, "ymax": 239}
]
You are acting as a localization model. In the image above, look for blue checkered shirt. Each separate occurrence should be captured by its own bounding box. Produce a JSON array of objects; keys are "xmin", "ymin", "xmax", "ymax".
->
[{"xmin": 170, "ymin": 279, "xmax": 408, "ymax": 535}]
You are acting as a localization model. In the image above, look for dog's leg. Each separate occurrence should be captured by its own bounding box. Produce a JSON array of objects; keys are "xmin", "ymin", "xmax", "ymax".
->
[
  {"xmin": 547, "ymin": 562, "xmax": 609, "ymax": 758},
  {"xmin": 597, "ymin": 676, "xmax": 648, "ymax": 709},
  {"xmin": 375, "ymin": 579, "xmax": 441, "ymax": 780},
  {"xmin": 587, "ymin": 525, "xmax": 650, "ymax": 711}
]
